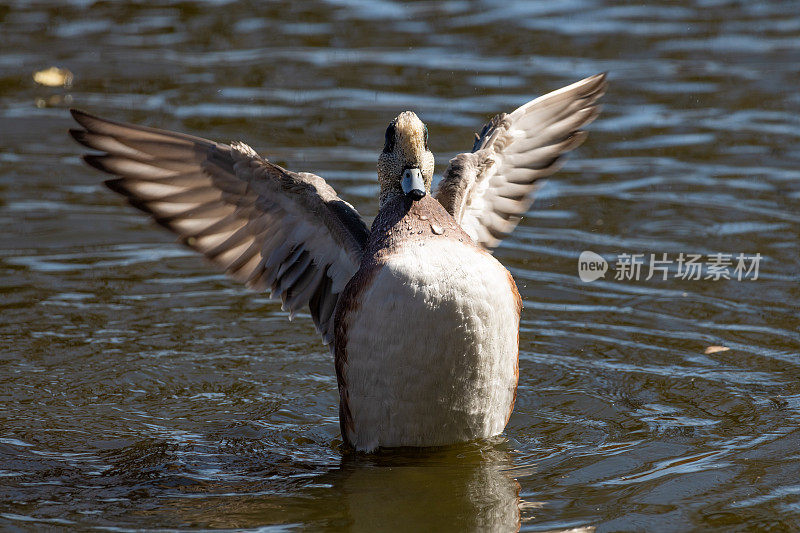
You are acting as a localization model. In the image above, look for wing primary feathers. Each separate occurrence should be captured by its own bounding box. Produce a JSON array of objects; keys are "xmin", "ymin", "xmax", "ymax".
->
[
  {"xmin": 435, "ymin": 73, "xmax": 607, "ymax": 249},
  {"xmin": 69, "ymin": 108, "xmax": 369, "ymax": 346}
]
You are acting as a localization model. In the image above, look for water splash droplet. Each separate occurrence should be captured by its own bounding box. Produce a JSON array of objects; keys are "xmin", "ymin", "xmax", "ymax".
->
[
  {"xmin": 419, "ymin": 215, "xmax": 428, "ymax": 221},
  {"xmin": 431, "ymin": 224, "xmax": 444, "ymax": 235}
]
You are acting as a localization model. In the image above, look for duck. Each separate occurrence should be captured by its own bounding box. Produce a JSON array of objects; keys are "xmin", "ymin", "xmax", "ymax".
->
[{"xmin": 69, "ymin": 73, "xmax": 606, "ymax": 452}]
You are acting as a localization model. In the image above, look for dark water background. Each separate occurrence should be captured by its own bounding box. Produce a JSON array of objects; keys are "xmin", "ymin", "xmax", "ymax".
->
[{"xmin": 2, "ymin": 1, "xmax": 800, "ymax": 530}]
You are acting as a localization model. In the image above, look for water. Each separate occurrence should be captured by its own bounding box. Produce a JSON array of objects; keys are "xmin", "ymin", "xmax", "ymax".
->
[{"xmin": 2, "ymin": 0, "xmax": 800, "ymax": 530}]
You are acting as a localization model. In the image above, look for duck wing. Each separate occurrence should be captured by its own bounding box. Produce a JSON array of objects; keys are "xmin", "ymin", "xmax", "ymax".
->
[
  {"xmin": 70, "ymin": 110, "xmax": 369, "ymax": 345},
  {"xmin": 434, "ymin": 73, "xmax": 607, "ymax": 249}
]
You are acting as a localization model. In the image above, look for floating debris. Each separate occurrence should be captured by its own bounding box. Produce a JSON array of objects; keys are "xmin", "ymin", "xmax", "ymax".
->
[
  {"xmin": 704, "ymin": 345, "xmax": 730, "ymax": 354},
  {"xmin": 33, "ymin": 66, "xmax": 73, "ymax": 88}
]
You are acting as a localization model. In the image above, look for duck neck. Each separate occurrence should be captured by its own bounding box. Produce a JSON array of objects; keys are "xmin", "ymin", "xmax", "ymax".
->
[{"xmin": 379, "ymin": 186, "xmax": 405, "ymax": 209}]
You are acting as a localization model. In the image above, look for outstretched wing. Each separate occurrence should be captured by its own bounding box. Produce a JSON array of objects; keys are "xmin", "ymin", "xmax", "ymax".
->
[
  {"xmin": 435, "ymin": 73, "xmax": 607, "ymax": 249},
  {"xmin": 70, "ymin": 110, "xmax": 369, "ymax": 345}
]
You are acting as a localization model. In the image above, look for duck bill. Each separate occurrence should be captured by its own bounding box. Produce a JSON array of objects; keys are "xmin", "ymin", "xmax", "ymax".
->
[{"xmin": 401, "ymin": 168, "xmax": 426, "ymax": 200}]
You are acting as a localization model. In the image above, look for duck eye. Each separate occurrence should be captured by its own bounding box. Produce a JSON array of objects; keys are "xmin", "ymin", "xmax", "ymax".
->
[{"xmin": 383, "ymin": 125, "xmax": 396, "ymax": 153}]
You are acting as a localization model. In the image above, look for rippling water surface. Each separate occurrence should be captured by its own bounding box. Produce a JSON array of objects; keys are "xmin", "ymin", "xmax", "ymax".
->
[{"xmin": 2, "ymin": 1, "xmax": 800, "ymax": 530}]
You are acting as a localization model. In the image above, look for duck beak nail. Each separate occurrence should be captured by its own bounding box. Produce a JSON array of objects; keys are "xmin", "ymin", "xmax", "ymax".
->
[{"xmin": 401, "ymin": 168, "xmax": 426, "ymax": 200}]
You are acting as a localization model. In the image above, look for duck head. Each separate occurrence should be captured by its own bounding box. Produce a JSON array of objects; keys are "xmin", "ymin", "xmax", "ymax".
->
[{"xmin": 377, "ymin": 111, "xmax": 435, "ymax": 207}]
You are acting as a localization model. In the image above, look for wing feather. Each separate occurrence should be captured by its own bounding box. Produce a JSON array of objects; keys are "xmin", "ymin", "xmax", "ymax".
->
[
  {"xmin": 70, "ymin": 109, "xmax": 369, "ymax": 345},
  {"xmin": 435, "ymin": 73, "xmax": 607, "ymax": 249}
]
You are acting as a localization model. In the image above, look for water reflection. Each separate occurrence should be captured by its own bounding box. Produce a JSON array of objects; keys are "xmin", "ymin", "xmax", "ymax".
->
[
  {"xmin": 147, "ymin": 443, "xmax": 522, "ymax": 531},
  {"xmin": 330, "ymin": 445, "xmax": 521, "ymax": 532}
]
